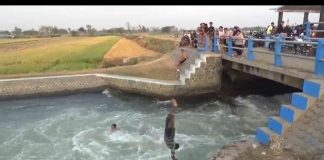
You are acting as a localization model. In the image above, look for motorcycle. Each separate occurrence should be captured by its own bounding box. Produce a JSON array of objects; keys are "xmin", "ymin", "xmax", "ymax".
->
[
  {"xmin": 293, "ymin": 34, "xmax": 311, "ymax": 56},
  {"xmin": 245, "ymin": 31, "xmax": 265, "ymax": 47},
  {"xmin": 268, "ymin": 34, "xmax": 311, "ymax": 56}
]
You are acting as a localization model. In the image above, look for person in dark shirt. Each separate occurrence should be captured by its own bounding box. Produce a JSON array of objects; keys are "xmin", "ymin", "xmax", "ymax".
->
[
  {"xmin": 276, "ymin": 21, "xmax": 285, "ymax": 34},
  {"xmin": 208, "ymin": 22, "xmax": 215, "ymax": 49},
  {"xmin": 283, "ymin": 25, "xmax": 293, "ymax": 37},
  {"xmin": 164, "ymin": 98, "xmax": 179, "ymax": 160},
  {"xmin": 191, "ymin": 30, "xmax": 198, "ymax": 48}
]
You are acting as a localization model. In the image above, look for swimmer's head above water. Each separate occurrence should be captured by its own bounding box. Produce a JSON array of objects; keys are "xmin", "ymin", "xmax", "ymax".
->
[{"xmin": 111, "ymin": 123, "xmax": 117, "ymax": 132}]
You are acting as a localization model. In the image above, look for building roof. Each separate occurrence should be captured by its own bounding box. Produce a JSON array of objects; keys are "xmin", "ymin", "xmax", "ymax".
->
[{"xmin": 273, "ymin": 5, "xmax": 321, "ymax": 13}]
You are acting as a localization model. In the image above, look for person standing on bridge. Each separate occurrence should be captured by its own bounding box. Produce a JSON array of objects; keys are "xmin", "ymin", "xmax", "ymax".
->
[
  {"xmin": 231, "ymin": 28, "xmax": 245, "ymax": 57},
  {"xmin": 164, "ymin": 98, "xmax": 180, "ymax": 160},
  {"xmin": 207, "ymin": 22, "xmax": 215, "ymax": 50}
]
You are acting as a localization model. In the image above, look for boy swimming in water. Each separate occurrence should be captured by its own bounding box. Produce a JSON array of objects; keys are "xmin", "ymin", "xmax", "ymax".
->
[
  {"xmin": 110, "ymin": 123, "xmax": 118, "ymax": 133},
  {"xmin": 164, "ymin": 98, "xmax": 179, "ymax": 160}
]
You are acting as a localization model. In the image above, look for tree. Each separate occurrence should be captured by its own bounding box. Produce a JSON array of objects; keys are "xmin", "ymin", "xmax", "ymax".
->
[
  {"xmin": 126, "ymin": 22, "xmax": 131, "ymax": 33},
  {"xmin": 39, "ymin": 26, "xmax": 54, "ymax": 36},
  {"xmin": 106, "ymin": 27, "xmax": 125, "ymax": 34},
  {"xmin": 71, "ymin": 30, "xmax": 78, "ymax": 37},
  {"xmin": 52, "ymin": 26, "xmax": 59, "ymax": 35},
  {"xmin": 161, "ymin": 26, "xmax": 176, "ymax": 33},
  {"xmin": 0, "ymin": 30, "xmax": 10, "ymax": 35},
  {"xmin": 78, "ymin": 27, "xmax": 87, "ymax": 35},
  {"xmin": 150, "ymin": 27, "xmax": 161, "ymax": 32},
  {"xmin": 22, "ymin": 29, "xmax": 39, "ymax": 36},
  {"xmin": 57, "ymin": 28, "xmax": 68, "ymax": 35},
  {"xmin": 12, "ymin": 27, "xmax": 22, "ymax": 37},
  {"xmin": 89, "ymin": 28, "xmax": 97, "ymax": 36},
  {"xmin": 86, "ymin": 24, "xmax": 92, "ymax": 35}
]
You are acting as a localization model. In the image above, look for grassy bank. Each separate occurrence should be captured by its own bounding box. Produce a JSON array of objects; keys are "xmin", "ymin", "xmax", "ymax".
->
[
  {"xmin": 0, "ymin": 36, "xmax": 120, "ymax": 75},
  {"xmin": 105, "ymin": 52, "xmax": 178, "ymax": 80},
  {"xmin": 125, "ymin": 34, "xmax": 178, "ymax": 54}
]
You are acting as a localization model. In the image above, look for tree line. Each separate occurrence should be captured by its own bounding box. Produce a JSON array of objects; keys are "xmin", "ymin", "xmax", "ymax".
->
[{"xmin": 0, "ymin": 23, "xmax": 180, "ymax": 38}]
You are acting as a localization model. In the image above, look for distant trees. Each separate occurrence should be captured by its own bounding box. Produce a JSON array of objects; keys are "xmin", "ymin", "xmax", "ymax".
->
[
  {"xmin": 138, "ymin": 25, "xmax": 149, "ymax": 32},
  {"xmin": 161, "ymin": 26, "xmax": 177, "ymax": 33},
  {"xmin": 78, "ymin": 27, "xmax": 86, "ymax": 34},
  {"xmin": 2, "ymin": 24, "xmax": 180, "ymax": 38},
  {"xmin": 70, "ymin": 30, "xmax": 78, "ymax": 37},
  {"xmin": 22, "ymin": 29, "xmax": 39, "ymax": 36},
  {"xmin": 126, "ymin": 22, "xmax": 131, "ymax": 33},
  {"xmin": 85, "ymin": 24, "xmax": 97, "ymax": 36},
  {"xmin": 150, "ymin": 27, "xmax": 161, "ymax": 32},
  {"xmin": 0, "ymin": 30, "xmax": 10, "ymax": 35},
  {"xmin": 57, "ymin": 28, "xmax": 68, "ymax": 35},
  {"xmin": 0, "ymin": 30, "xmax": 11, "ymax": 38},
  {"xmin": 12, "ymin": 27, "xmax": 22, "ymax": 37}
]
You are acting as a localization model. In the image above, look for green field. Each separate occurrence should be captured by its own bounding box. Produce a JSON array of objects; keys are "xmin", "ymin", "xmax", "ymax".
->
[{"xmin": 0, "ymin": 36, "xmax": 120, "ymax": 75}]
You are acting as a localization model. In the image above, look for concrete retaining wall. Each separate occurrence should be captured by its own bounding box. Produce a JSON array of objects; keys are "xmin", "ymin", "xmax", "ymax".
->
[{"xmin": 0, "ymin": 74, "xmax": 107, "ymax": 99}]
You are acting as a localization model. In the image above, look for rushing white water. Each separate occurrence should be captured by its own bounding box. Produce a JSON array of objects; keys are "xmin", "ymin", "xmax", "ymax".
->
[{"xmin": 0, "ymin": 90, "xmax": 290, "ymax": 160}]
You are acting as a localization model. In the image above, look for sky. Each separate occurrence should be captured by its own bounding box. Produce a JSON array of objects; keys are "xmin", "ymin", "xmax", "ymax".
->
[{"xmin": 0, "ymin": 5, "xmax": 321, "ymax": 31}]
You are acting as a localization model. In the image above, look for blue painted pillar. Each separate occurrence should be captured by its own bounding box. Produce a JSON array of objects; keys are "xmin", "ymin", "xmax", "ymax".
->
[
  {"xmin": 315, "ymin": 39, "xmax": 324, "ymax": 76},
  {"xmin": 305, "ymin": 21, "xmax": 311, "ymax": 41},
  {"xmin": 213, "ymin": 35, "xmax": 220, "ymax": 53},
  {"xmin": 227, "ymin": 38, "xmax": 233, "ymax": 57},
  {"xmin": 274, "ymin": 36, "xmax": 283, "ymax": 67},
  {"xmin": 247, "ymin": 36, "xmax": 256, "ymax": 61}
]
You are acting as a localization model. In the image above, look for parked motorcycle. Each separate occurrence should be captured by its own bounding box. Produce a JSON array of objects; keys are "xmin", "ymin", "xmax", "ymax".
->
[{"xmin": 245, "ymin": 31, "xmax": 265, "ymax": 47}]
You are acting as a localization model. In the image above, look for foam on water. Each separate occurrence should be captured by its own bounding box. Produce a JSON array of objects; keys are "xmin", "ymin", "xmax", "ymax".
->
[{"xmin": 0, "ymin": 92, "xmax": 290, "ymax": 160}]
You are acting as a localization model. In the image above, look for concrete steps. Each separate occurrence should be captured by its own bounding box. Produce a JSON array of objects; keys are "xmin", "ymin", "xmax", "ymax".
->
[
  {"xmin": 179, "ymin": 52, "xmax": 208, "ymax": 84},
  {"xmin": 256, "ymin": 79, "xmax": 324, "ymax": 145}
]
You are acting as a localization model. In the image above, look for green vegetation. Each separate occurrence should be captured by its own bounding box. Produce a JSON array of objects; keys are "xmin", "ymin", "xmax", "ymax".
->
[
  {"xmin": 0, "ymin": 36, "xmax": 120, "ymax": 75},
  {"xmin": 125, "ymin": 35, "xmax": 178, "ymax": 54}
]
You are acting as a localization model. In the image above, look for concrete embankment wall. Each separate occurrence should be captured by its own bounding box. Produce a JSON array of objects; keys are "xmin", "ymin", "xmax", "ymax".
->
[
  {"xmin": 101, "ymin": 54, "xmax": 222, "ymax": 97},
  {"xmin": 0, "ymin": 74, "xmax": 106, "ymax": 100},
  {"xmin": 0, "ymin": 54, "xmax": 222, "ymax": 99}
]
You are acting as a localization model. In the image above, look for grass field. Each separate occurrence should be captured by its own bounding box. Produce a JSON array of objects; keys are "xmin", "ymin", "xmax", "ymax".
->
[{"xmin": 0, "ymin": 36, "xmax": 120, "ymax": 75}]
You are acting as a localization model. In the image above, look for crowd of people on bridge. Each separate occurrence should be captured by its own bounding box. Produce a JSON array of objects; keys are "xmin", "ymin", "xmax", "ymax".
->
[
  {"xmin": 179, "ymin": 20, "xmax": 319, "ymax": 57},
  {"xmin": 179, "ymin": 22, "xmax": 247, "ymax": 57}
]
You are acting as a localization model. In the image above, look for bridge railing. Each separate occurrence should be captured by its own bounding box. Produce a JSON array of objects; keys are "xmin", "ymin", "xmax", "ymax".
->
[
  {"xmin": 304, "ymin": 21, "xmax": 324, "ymax": 41},
  {"xmin": 197, "ymin": 33, "xmax": 324, "ymax": 76}
]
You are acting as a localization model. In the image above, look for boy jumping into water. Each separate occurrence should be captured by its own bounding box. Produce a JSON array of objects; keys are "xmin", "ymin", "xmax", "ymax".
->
[
  {"xmin": 164, "ymin": 98, "xmax": 179, "ymax": 160},
  {"xmin": 176, "ymin": 49, "xmax": 188, "ymax": 73}
]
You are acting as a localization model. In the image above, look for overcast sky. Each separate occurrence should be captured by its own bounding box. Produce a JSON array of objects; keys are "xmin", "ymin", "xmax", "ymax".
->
[{"xmin": 0, "ymin": 5, "xmax": 321, "ymax": 31}]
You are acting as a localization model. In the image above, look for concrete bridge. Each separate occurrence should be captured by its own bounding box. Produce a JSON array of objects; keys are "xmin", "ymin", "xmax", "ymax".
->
[{"xmin": 195, "ymin": 32, "xmax": 324, "ymax": 154}]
